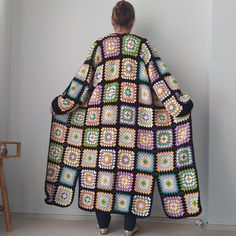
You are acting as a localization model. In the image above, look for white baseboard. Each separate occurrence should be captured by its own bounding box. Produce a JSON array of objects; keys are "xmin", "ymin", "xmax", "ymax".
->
[{"xmin": 2, "ymin": 212, "xmax": 235, "ymax": 232}]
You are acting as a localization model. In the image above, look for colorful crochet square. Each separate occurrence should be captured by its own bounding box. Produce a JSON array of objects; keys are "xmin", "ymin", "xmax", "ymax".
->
[
  {"xmin": 163, "ymin": 196, "xmax": 184, "ymax": 218},
  {"xmin": 138, "ymin": 61, "xmax": 149, "ymax": 82},
  {"xmin": 114, "ymin": 193, "xmax": 131, "ymax": 213},
  {"xmin": 64, "ymin": 147, "xmax": 81, "ymax": 167},
  {"xmin": 67, "ymin": 79, "xmax": 83, "ymax": 99},
  {"xmin": 97, "ymin": 171, "xmax": 115, "ymax": 191},
  {"xmin": 158, "ymin": 173, "xmax": 179, "ymax": 194},
  {"xmin": 156, "ymin": 151, "xmax": 174, "ymax": 172},
  {"xmin": 136, "ymin": 152, "xmax": 155, "ymax": 173},
  {"xmin": 101, "ymin": 105, "xmax": 118, "ymax": 125},
  {"xmin": 137, "ymin": 129, "xmax": 154, "ymax": 150},
  {"xmin": 75, "ymin": 64, "xmax": 90, "ymax": 81},
  {"xmin": 85, "ymin": 107, "xmax": 101, "ymax": 126},
  {"xmin": 105, "ymin": 59, "xmax": 120, "ymax": 81},
  {"xmin": 103, "ymin": 82, "xmax": 119, "ymax": 103},
  {"xmin": 81, "ymin": 149, "xmax": 98, "ymax": 168},
  {"xmin": 139, "ymin": 84, "xmax": 152, "ymax": 105},
  {"xmin": 164, "ymin": 75, "xmax": 180, "ymax": 90},
  {"xmin": 89, "ymin": 85, "xmax": 102, "ymax": 105},
  {"xmin": 93, "ymin": 65, "xmax": 103, "ymax": 87},
  {"xmin": 120, "ymin": 105, "xmax": 136, "ymax": 125},
  {"xmin": 156, "ymin": 59, "xmax": 168, "ymax": 75},
  {"xmin": 116, "ymin": 171, "xmax": 134, "ymax": 192},
  {"xmin": 163, "ymin": 96, "xmax": 183, "ymax": 117},
  {"xmin": 83, "ymin": 128, "xmax": 100, "ymax": 147},
  {"xmin": 131, "ymin": 195, "xmax": 151, "ymax": 217},
  {"xmin": 148, "ymin": 61, "xmax": 159, "ymax": 84},
  {"xmin": 70, "ymin": 109, "xmax": 86, "ymax": 127},
  {"xmin": 46, "ymin": 163, "xmax": 60, "ymax": 183},
  {"xmin": 95, "ymin": 192, "xmax": 113, "ymax": 212},
  {"xmin": 117, "ymin": 149, "xmax": 135, "ymax": 170},
  {"xmin": 120, "ymin": 82, "xmax": 137, "ymax": 103},
  {"xmin": 134, "ymin": 173, "xmax": 153, "ymax": 195},
  {"xmin": 118, "ymin": 127, "xmax": 136, "ymax": 148},
  {"xmin": 81, "ymin": 169, "xmax": 96, "ymax": 189},
  {"xmin": 154, "ymin": 109, "xmax": 171, "ymax": 126},
  {"xmin": 178, "ymin": 168, "xmax": 198, "ymax": 191},
  {"xmin": 175, "ymin": 122, "xmax": 191, "ymax": 146},
  {"xmin": 184, "ymin": 192, "xmax": 200, "ymax": 215},
  {"xmin": 176, "ymin": 146, "xmax": 193, "ymax": 168},
  {"xmin": 79, "ymin": 189, "xmax": 95, "ymax": 210},
  {"xmin": 45, "ymin": 183, "xmax": 56, "ymax": 203},
  {"xmin": 55, "ymin": 186, "xmax": 73, "ymax": 206},
  {"xmin": 138, "ymin": 107, "xmax": 153, "ymax": 128},
  {"xmin": 156, "ymin": 129, "xmax": 173, "ymax": 149},
  {"xmin": 121, "ymin": 58, "xmax": 137, "ymax": 80},
  {"xmin": 59, "ymin": 167, "xmax": 77, "ymax": 187},
  {"xmin": 57, "ymin": 96, "xmax": 75, "ymax": 112},
  {"xmin": 68, "ymin": 128, "xmax": 83, "ymax": 147},
  {"xmin": 54, "ymin": 113, "xmax": 70, "ymax": 124},
  {"xmin": 100, "ymin": 127, "xmax": 117, "ymax": 147},
  {"xmin": 51, "ymin": 122, "xmax": 67, "ymax": 143},
  {"xmin": 93, "ymin": 46, "xmax": 102, "ymax": 66},
  {"xmin": 48, "ymin": 142, "xmax": 63, "ymax": 163},
  {"xmin": 103, "ymin": 37, "xmax": 120, "ymax": 58},
  {"xmin": 140, "ymin": 43, "xmax": 151, "ymax": 64},
  {"xmin": 153, "ymin": 80, "xmax": 171, "ymax": 100},
  {"xmin": 98, "ymin": 149, "xmax": 116, "ymax": 169},
  {"xmin": 122, "ymin": 35, "xmax": 141, "ymax": 57}
]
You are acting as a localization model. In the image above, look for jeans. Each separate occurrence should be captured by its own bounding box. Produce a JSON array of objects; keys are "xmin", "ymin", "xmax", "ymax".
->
[{"xmin": 95, "ymin": 210, "xmax": 137, "ymax": 231}]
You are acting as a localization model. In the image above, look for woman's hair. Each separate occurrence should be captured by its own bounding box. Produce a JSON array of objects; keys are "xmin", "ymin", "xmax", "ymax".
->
[{"xmin": 112, "ymin": 0, "xmax": 135, "ymax": 29}]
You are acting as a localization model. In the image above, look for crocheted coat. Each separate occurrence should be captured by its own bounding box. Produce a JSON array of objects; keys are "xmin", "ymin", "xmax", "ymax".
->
[{"xmin": 44, "ymin": 32, "xmax": 203, "ymax": 219}]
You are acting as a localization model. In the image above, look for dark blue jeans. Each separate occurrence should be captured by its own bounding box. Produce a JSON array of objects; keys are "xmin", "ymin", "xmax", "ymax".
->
[{"xmin": 95, "ymin": 210, "xmax": 137, "ymax": 231}]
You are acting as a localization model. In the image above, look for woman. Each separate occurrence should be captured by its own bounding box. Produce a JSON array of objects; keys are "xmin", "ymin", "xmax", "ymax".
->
[{"xmin": 46, "ymin": 1, "xmax": 202, "ymax": 236}]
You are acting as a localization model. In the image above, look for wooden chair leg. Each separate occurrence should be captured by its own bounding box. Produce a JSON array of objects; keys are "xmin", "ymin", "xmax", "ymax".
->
[{"xmin": 0, "ymin": 159, "xmax": 13, "ymax": 232}]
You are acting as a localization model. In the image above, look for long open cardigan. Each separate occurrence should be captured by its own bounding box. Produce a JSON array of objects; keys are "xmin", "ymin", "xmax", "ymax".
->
[{"xmin": 44, "ymin": 32, "xmax": 203, "ymax": 219}]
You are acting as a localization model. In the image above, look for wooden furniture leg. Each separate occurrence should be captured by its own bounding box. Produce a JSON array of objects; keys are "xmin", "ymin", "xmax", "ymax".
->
[{"xmin": 0, "ymin": 158, "xmax": 13, "ymax": 232}]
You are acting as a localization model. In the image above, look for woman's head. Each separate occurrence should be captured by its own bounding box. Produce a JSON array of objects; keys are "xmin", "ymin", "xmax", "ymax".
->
[{"xmin": 111, "ymin": 0, "xmax": 135, "ymax": 32}]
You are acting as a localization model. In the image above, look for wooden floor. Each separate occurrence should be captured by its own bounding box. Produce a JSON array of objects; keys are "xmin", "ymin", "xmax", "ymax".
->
[{"xmin": 0, "ymin": 214, "xmax": 235, "ymax": 236}]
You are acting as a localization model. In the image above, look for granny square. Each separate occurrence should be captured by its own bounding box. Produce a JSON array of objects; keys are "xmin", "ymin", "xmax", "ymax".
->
[
  {"xmin": 156, "ymin": 151, "xmax": 174, "ymax": 172},
  {"xmin": 120, "ymin": 105, "xmax": 136, "ymax": 125},
  {"xmin": 100, "ymin": 127, "xmax": 117, "ymax": 147},
  {"xmin": 120, "ymin": 82, "xmax": 137, "ymax": 103},
  {"xmin": 103, "ymin": 82, "xmax": 119, "ymax": 103},
  {"xmin": 85, "ymin": 107, "xmax": 101, "ymax": 126},
  {"xmin": 117, "ymin": 149, "xmax": 135, "ymax": 170},
  {"xmin": 122, "ymin": 35, "xmax": 141, "ymax": 57},
  {"xmin": 138, "ymin": 107, "xmax": 153, "ymax": 128},
  {"xmin": 101, "ymin": 105, "xmax": 118, "ymax": 125},
  {"xmin": 81, "ymin": 149, "xmax": 98, "ymax": 168},
  {"xmin": 103, "ymin": 37, "xmax": 120, "ymax": 58},
  {"xmin": 136, "ymin": 152, "xmax": 155, "ymax": 173},
  {"xmin": 137, "ymin": 129, "xmax": 154, "ymax": 150},
  {"xmin": 121, "ymin": 58, "xmax": 137, "ymax": 80},
  {"xmin": 156, "ymin": 129, "xmax": 173, "ymax": 149},
  {"xmin": 98, "ymin": 149, "xmax": 116, "ymax": 169},
  {"xmin": 105, "ymin": 59, "xmax": 120, "ymax": 81},
  {"xmin": 64, "ymin": 146, "xmax": 81, "ymax": 167},
  {"xmin": 158, "ymin": 173, "xmax": 179, "ymax": 194},
  {"xmin": 118, "ymin": 127, "xmax": 136, "ymax": 148},
  {"xmin": 68, "ymin": 128, "xmax": 83, "ymax": 147}
]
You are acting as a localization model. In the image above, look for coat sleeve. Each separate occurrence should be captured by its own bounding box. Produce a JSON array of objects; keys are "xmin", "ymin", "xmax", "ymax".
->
[
  {"xmin": 141, "ymin": 39, "xmax": 194, "ymax": 118},
  {"xmin": 51, "ymin": 39, "xmax": 101, "ymax": 115}
]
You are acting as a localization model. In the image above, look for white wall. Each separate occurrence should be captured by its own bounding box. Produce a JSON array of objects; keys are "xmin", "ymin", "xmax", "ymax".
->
[
  {"xmin": 208, "ymin": 0, "xmax": 236, "ymax": 225},
  {"xmin": 0, "ymin": 0, "xmax": 11, "ymax": 138},
  {"xmin": 6, "ymin": 0, "xmax": 209, "ymax": 219}
]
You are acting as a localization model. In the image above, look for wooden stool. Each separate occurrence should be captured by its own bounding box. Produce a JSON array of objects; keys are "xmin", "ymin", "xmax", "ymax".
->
[{"xmin": 0, "ymin": 141, "xmax": 21, "ymax": 232}]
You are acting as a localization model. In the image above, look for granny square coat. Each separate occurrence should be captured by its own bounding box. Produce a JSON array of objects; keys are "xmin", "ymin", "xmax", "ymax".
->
[{"xmin": 44, "ymin": 32, "xmax": 203, "ymax": 219}]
